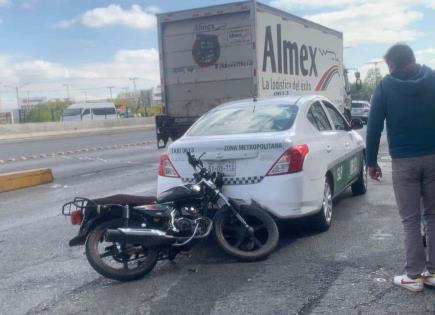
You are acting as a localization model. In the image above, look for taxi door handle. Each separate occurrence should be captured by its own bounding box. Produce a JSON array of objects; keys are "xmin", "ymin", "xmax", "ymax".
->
[
  {"xmin": 325, "ymin": 145, "xmax": 332, "ymax": 153},
  {"xmin": 345, "ymin": 142, "xmax": 350, "ymax": 148}
]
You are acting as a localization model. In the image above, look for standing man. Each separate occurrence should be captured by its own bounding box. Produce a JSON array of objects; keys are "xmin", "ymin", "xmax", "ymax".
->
[{"xmin": 366, "ymin": 43, "xmax": 435, "ymax": 292}]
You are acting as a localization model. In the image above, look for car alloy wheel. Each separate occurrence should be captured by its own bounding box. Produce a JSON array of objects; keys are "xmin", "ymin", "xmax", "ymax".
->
[{"xmin": 323, "ymin": 180, "xmax": 333, "ymax": 224}]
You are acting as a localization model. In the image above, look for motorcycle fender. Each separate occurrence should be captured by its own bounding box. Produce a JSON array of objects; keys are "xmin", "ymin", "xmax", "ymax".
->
[{"xmin": 68, "ymin": 216, "xmax": 101, "ymax": 246}]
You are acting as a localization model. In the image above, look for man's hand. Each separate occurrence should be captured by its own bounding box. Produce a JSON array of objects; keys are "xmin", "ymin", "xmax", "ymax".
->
[{"xmin": 368, "ymin": 164, "xmax": 382, "ymax": 181}]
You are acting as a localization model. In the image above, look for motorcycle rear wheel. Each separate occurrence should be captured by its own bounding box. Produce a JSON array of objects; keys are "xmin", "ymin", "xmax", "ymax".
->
[
  {"xmin": 85, "ymin": 219, "xmax": 159, "ymax": 282},
  {"xmin": 214, "ymin": 206, "xmax": 279, "ymax": 261}
]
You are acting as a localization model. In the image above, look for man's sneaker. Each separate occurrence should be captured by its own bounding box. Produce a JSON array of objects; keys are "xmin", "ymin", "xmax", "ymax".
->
[
  {"xmin": 393, "ymin": 275, "xmax": 424, "ymax": 292},
  {"xmin": 422, "ymin": 271, "xmax": 435, "ymax": 287}
]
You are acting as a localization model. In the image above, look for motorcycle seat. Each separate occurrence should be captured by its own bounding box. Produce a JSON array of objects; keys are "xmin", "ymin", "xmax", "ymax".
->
[{"xmin": 92, "ymin": 194, "xmax": 157, "ymax": 207}]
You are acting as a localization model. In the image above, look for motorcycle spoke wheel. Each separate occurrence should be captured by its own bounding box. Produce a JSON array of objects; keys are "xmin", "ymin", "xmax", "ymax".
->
[
  {"xmin": 222, "ymin": 215, "xmax": 267, "ymax": 251},
  {"xmin": 96, "ymin": 241, "xmax": 150, "ymax": 270},
  {"xmin": 85, "ymin": 219, "xmax": 159, "ymax": 281},
  {"xmin": 214, "ymin": 206, "xmax": 279, "ymax": 261}
]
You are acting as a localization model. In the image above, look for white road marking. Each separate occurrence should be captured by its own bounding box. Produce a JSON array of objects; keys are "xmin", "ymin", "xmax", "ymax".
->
[
  {"xmin": 1, "ymin": 140, "xmax": 156, "ymax": 164},
  {"xmin": 370, "ymin": 230, "xmax": 393, "ymax": 240}
]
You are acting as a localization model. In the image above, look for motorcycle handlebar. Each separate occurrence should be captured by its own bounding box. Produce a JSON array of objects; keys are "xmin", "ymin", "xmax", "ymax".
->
[
  {"xmin": 186, "ymin": 152, "xmax": 223, "ymax": 189},
  {"xmin": 187, "ymin": 151, "xmax": 204, "ymax": 169}
]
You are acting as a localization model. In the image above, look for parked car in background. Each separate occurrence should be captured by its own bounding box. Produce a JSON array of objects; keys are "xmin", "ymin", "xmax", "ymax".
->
[
  {"xmin": 351, "ymin": 100, "xmax": 371, "ymax": 124},
  {"xmin": 62, "ymin": 102, "xmax": 117, "ymax": 122},
  {"xmin": 158, "ymin": 95, "xmax": 366, "ymax": 231}
]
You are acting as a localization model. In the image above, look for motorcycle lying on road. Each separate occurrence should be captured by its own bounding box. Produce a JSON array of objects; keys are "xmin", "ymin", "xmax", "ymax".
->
[{"xmin": 62, "ymin": 152, "xmax": 279, "ymax": 281}]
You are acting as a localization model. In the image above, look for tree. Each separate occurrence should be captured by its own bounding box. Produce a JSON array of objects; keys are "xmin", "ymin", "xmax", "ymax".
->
[
  {"xmin": 25, "ymin": 99, "xmax": 72, "ymax": 122},
  {"xmin": 350, "ymin": 67, "xmax": 384, "ymax": 102},
  {"xmin": 350, "ymin": 82, "xmax": 373, "ymax": 102}
]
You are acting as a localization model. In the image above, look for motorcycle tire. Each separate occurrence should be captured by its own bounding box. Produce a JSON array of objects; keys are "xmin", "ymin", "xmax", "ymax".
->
[
  {"xmin": 85, "ymin": 219, "xmax": 159, "ymax": 282},
  {"xmin": 214, "ymin": 205, "xmax": 279, "ymax": 261}
]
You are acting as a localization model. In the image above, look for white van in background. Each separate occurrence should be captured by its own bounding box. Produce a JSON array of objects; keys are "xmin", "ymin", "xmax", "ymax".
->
[{"xmin": 62, "ymin": 102, "xmax": 117, "ymax": 122}]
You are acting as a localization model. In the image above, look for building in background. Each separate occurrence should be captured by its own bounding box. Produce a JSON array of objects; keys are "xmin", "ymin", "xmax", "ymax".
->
[
  {"xmin": 19, "ymin": 96, "xmax": 47, "ymax": 112},
  {"xmin": 118, "ymin": 90, "xmax": 141, "ymax": 100},
  {"xmin": 0, "ymin": 110, "xmax": 20, "ymax": 124},
  {"xmin": 152, "ymin": 85, "xmax": 162, "ymax": 105},
  {"xmin": 0, "ymin": 111, "xmax": 11, "ymax": 124}
]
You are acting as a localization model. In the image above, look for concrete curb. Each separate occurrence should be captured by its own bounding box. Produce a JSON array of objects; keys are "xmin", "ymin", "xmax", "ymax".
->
[{"xmin": 0, "ymin": 168, "xmax": 54, "ymax": 193}]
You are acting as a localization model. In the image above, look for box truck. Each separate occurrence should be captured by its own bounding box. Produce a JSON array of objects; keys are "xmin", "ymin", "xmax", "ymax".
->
[{"xmin": 156, "ymin": 1, "xmax": 351, "ymax": 148}]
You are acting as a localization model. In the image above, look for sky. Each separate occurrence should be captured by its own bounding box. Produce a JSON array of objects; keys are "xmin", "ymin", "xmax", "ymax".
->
[{"xmin": 0, "ymin": 0, "xmax": 434, "ymax": 109}]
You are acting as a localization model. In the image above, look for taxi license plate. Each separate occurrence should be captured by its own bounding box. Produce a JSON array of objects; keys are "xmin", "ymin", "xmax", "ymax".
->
[{"xmin": 207, "ymin": 160, "xmax": 236, "ymax": 177}]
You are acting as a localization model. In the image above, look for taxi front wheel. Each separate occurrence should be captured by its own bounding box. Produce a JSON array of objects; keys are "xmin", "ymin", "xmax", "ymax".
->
[{"xmin": 311, "ymin": 177, "xmax": 333, "ymax": 232}]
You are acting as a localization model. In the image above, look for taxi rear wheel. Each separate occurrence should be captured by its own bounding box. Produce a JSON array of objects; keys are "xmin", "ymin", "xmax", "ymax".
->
[{"xmin": 311, "ymin": 177, "xmax": 333, "ymax": 232}]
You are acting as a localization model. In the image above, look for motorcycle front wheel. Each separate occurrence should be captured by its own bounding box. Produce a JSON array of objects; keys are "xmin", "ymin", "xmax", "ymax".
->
[
  {"xmin": 85, "ymin": 219, "xmax": 159, "ymax": 282},
  {"xmin": 214, "ymin": 206, "xmax": 279, "ymax": 261}
]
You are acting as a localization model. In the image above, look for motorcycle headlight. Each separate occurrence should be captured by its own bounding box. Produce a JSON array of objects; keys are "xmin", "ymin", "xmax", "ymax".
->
[{"xmin": 191, "ymin": 184, "xmax": 201, "ymax": 193}]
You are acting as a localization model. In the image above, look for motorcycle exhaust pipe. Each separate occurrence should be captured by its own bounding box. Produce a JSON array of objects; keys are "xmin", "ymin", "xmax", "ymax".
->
[{"xmin": 105, "ymin": 228, "xmax": 176, "ymax": 248}]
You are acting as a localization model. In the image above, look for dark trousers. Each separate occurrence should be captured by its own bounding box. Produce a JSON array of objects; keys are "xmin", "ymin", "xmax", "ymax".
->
[{"xmin": 392, "ymin": 154, "xmax": 435, "ymax": 277}]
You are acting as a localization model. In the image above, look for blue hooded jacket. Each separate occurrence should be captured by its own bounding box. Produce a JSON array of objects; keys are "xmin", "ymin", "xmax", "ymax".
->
[{"xmin": 366, "ymin": 64, "xmax": 435, "ymax": 166}]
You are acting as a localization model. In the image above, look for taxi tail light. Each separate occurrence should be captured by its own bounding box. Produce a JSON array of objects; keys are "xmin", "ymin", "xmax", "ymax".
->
[
  {"xmin": 158, "ymin": 153, "xmax": 180, "ymax": 178},
  {"xmin": 71, "ymin": 210, "xmax": 82, "ymax": 225},
  {"xmin": 266, "ymin": 144, "xmax": 309, "ymax": 176}
]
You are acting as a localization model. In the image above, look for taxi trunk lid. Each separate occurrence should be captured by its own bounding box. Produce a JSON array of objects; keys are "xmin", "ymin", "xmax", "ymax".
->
[{"xmin": 168, "ymin": 133, "xmax": 292, "ymax": 184}]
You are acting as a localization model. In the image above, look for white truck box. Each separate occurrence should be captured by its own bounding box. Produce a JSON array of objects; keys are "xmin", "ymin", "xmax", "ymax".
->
[{"xmin": 156, "ymin": 1, "xmax": 350, "ymax": 147}]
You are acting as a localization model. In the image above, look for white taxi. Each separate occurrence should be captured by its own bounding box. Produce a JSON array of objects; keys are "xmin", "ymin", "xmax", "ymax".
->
[{"xmin": 157, "ymin": 96, "xmax": 366, "ymax": 230}]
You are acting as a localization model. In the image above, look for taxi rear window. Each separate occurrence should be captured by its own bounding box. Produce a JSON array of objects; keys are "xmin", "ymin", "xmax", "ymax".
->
[{"xmin": 186, "ymin": 104, "xmax": 298, "ymax": 136}]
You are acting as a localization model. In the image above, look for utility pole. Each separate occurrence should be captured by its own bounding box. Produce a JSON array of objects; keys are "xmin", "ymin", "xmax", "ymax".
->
[
  {"xmin": 16, "ymin": 82, "xmax": 30, "ymax": 111},
  {"xmin": 107, "ymin": 86, "xmax": 115, "ymax": 99},
  {"xmin": 27, "ymin": 91, "xmax": 30, "ymax": 112},
  {"xmin": 16, "ymin": 87, "xmax": 20, "ymax": 110},
  {"xmin": 83, "ymin": 91, "xmax": 88, "ymax": 102},
  {"xmin": 63, "ymin": 83, "xmax": 70, "ymax": 100},
  {"xmin": 129, "ymin": 77, "xmax": 138, "ymax": 93},
  {"xmin": 129, "ymin": 77, "xmax": 142, "ymax": 115}
]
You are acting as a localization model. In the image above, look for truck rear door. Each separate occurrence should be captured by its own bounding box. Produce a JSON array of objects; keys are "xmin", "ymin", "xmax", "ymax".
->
[{"xmin": 159, "ymin": 5, "xmax": 256, "ymax": 118}]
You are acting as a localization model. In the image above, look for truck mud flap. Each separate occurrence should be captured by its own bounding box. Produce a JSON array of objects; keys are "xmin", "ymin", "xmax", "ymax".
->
[{"xmin": 155, "ymin": 115, "xmax": 198, "ymax": 149}]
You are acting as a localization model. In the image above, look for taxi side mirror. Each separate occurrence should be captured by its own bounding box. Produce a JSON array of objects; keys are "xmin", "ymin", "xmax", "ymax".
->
[{"xmin": 351, "ymin": 119, "xmax": 364, "ymax": 130}]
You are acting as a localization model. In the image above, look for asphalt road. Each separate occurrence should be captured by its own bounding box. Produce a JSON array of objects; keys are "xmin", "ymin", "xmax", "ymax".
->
[
  {"xmin": 0, "ymin": 127, "xmax": 155, "ymax": 161},
  {"xmin": 0, "ymin": 129, "xmax": 434, "ymax": 315}
]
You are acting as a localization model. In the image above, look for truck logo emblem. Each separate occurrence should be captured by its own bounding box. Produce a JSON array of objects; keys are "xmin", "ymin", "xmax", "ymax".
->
[
  {"xmin": 315, "ymin": 65, "xmax": 339, "ymax": 91},
  {"xmin": 192, "ymin": 34, "xmax": 220, "ymax": 67}
]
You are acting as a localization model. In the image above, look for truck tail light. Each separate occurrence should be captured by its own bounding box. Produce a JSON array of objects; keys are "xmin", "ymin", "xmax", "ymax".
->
[
  {"xmin": 266, "ymin": 145, "xmax": 309, "ymax": 176},
  {"xmin": 71, "ymin": 210, "xmax": 82, "ymax": 225},
  {"xmin": 159, "ymin": 153, "xmax": 180, "ymax": 178}
]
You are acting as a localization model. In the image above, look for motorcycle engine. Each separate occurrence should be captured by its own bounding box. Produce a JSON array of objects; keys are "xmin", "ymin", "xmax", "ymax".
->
[{"xmin": 173, "ymin": 217, "xmax": 196, "ymax": 234}]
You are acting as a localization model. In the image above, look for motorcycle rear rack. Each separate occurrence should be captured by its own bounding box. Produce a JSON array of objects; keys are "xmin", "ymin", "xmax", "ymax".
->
[{"xmin": 61, "ymin": 197, "xmax": 98, "ymax": 216}]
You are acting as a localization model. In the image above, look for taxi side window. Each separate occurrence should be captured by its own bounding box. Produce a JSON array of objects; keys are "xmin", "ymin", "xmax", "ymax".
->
[
  {"xmin": 307, "ymin": 102, "xmax": 332, "ymax": 131},
  {"xmin": 323, "ymin": 101, "xmax": 347, "ymax": 131}
]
